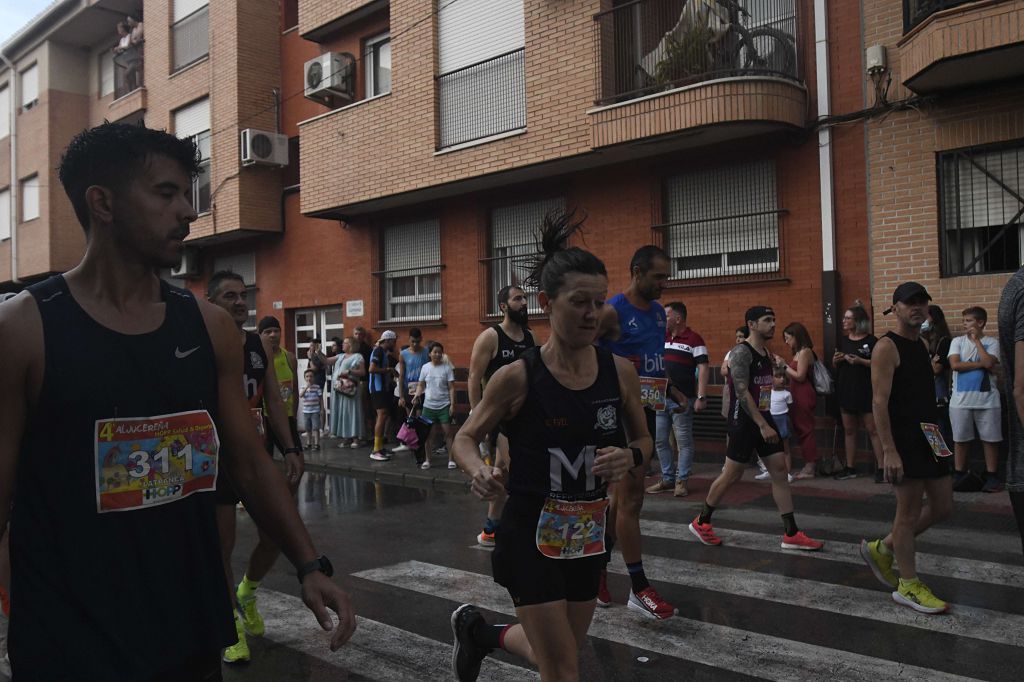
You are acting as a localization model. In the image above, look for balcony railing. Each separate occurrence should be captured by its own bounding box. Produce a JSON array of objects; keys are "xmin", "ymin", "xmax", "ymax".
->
[
  {"xmin": 904, "ymin": 0, "xmax": 976, "ymax": 33},
  {"xmin": 113, "ymin": 49, "xmax": 143, "ymax": 99},
  {"xmin": 594, "ymin": 0, "xmax": 800, "ymax": 106},
  {"xmin": 436, "ymin": 48, "xmax": 526, "ymax": 149}
]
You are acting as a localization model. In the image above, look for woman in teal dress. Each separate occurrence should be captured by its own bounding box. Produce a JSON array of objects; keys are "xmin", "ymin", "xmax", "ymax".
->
[{"xmin": 331, "ymin": 337, "xmax": 366, "ymax": 446}]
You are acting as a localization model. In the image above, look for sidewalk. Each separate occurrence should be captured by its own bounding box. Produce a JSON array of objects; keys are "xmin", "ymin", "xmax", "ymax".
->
[{"xmin": 302, "ymin": 435, "xmax": 1014, "ymax": 515}]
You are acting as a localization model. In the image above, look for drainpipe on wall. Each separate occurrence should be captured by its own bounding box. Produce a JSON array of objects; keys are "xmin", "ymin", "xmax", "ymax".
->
[
  {"xmin": 1, "ymin": 50, "xmax": 19, "ymax": 284},
  {"xmin": 814, "ymin": 0, "xmax": 838, "ymax": 359}
]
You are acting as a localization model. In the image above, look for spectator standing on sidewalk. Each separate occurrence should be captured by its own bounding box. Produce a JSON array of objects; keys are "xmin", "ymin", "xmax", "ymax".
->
[
  {"xmin": 778, "ymin": 322, "xmax": 820, "ymax": 479},
  {"xmin": 413, "ymin": 341, "xmax": 458, "ymax": 470},
  {"xmin": 353, "ymin": 326, "xmax": 375, "ymax": 437},
  {"xmin": 300, "ymin": 369, "xmax": 324, "ymax": 451},
  {"xmin": 997, "ymin": 267, "xmax": 1024, "ymax": 557},
  {"xmin": 368, "ymin": 331, "xmax": 398, "ymax": 460},
  {"xmin": 395, "ymin": 329, "xmax": 431, "ymax": 454},
  {"xmin": 949, "ymin": 306, "xmax": 1003, "ymax": 492},
  {"xmin": 330, "ymin": 337, "xmax": 366, "ymax": 447},
  {"xmin": 308, "ymin": 338, "xmax": 328, "ymax": 392},
  {"xmin": 647, "ymin": 301, "xmax": 708, "ymax": 497},
  {"xmin": 833, "ymin": 304, "xmax": 883, "ymax": 482},
  {"xmin": 922, "ymin": 305, "xmax": 955, "ymax": 452}
]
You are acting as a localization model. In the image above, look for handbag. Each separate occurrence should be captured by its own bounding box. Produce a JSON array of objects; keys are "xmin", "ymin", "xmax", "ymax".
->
[
  {"xmin": 811, "ymin": 359, "xmax": 834, "ymax": 396},
  {"xmin": 336, "ymin": 377, "xmax": 357, "ymax": 397}
]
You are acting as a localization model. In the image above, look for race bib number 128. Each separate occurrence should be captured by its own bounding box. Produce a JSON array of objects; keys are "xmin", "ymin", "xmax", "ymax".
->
[{"xmin": 94, "ymin": 410, "xmax": 219, "ymax": 513}]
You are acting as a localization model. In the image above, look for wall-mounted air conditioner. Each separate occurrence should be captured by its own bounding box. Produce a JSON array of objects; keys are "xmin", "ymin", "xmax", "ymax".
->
[
  {"xmin": 304, "ymin": 52, "xmax": 356, "ymax": 106},
  {"xmin": 241, "ymin": 128, "xmax": 289, "ymax": 167},
  {"xmin": 170, "ymin": 247, "xmax": 199, "ymax": 279}
]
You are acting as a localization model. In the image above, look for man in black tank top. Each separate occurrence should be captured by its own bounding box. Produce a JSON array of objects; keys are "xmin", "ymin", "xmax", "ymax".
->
[
  {"xmin": 689, "ymin": 307, "xmax": 823, "ymax": 552},
  {"xmin": 468, "ymin": 286, "xmax": 535, "ymax": 546},
  {"xmin": 860, "ymin": 283, "xmax": 953, "ymax": 615},
  {"xmin": 207, "ymin": 270, "xmax": 305, "ymax": 664},
  {"xmin": 0, "ymin": 124, "xmax": 355, "ymax": 680}
]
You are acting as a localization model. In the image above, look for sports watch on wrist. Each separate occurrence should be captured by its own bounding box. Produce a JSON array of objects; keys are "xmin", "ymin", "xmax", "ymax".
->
[
  {"xmin": 297, "ymin": 555, "xmax": 334, "ymax": 584},
  {"xmin": 630, "ymin": 447, "xmax": 644, "ymax": 468}
]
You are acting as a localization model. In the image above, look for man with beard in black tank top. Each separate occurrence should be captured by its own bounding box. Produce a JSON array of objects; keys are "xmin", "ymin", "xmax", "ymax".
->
[
  {"xmin": 207, "ymin": 270, "xmax": 304, "ymax": 663},
  {"xmin": 860, "ymin": 282, "xmax": 953, "ymax": 614},
  {"xmin": 450, "ymin": 211, "xmax": 651, "ymax": 682},
  {"xmin": 0, "ymin": 124, "xmax": 355, "ymax": 680},
  {"xmin": 468, "ymin": 285, "xmax": 535, "ymax": 546}
]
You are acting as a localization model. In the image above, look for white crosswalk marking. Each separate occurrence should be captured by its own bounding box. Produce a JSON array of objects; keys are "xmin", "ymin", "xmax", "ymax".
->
[
  {"xmin": 354, "ymin": 560, "xmax": 986, "ymax": 682},
  {"xmin": 255, "ymin": 588, "xmax": 537, "ymax": 681},
  {"xmin": 639, "ymin": 518, "xmax": 1024, "ymax": 589},
  {"xmin": 605, "ymin": 553, "xmax": 1024, "ymax": 647}
]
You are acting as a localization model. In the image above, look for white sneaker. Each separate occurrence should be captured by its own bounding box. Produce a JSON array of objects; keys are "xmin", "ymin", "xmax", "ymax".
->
[
  {"xmin": 754, "ymin": 470, "xmax": 771, "ymax": 481},
  {"xmin": 788, "ymin": 473, "xmax": 795, "ymax": 483},
  {"xmin": 420, "ymin": 460, "xmax": 431, "ymax": 470},
  {"xmin": 393, "ymin": 444, "xmax": 411, "ymax": 453},
  {"xmin": 448, "ymin": 460, "xmax": 458, "ymax": 469},
  {"xmin": 435, "ymin": 445, "xmax": 449, "ymax": 456}
]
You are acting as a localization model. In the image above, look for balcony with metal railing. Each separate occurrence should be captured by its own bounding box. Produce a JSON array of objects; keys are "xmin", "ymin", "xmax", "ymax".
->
[
  {"xmin": 589, "ymin": 0, "xmax": 807, "ymax": 149},
  {"xmin": 900, "ymin": 0, "xmax": 1024, "ymax": 93}
]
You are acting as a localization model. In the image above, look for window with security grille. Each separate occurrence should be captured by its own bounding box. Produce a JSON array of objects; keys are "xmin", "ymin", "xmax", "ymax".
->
[
  {"xmin": 939, "ymin": 142, "xmax": 1024, "ymax": 277},
  {"xmin": 173, "ymin": 98, "xmax": 211, "ymax": 214},
  {"xmin": 662, "ymin": 160, "xmax": 780, "ymax": 280},
  {"xmin": 487, "ymin": 198, "xmax": 564, "ymax": 315},
  {"xmin": 173, "ymin": 0, "xmax": 209, "ymax": 71},
  {"xmin": 380, "ymin": 220, "xmax": 442, "ymax": 322}
]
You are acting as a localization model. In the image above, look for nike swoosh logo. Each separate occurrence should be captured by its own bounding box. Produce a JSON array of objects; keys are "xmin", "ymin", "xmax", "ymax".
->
[{"xmin": 175, "ymin": 346, "xmax": 200, "ymax": 359}]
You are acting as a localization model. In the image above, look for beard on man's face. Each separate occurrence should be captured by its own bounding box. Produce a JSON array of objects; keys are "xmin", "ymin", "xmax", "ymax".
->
[{"xmin": 508, "ymin": 306, "xmax": 529, "ymax": 326}]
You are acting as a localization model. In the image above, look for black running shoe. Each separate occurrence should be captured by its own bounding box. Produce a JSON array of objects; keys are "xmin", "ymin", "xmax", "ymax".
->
[
  {"xmin": 834, "ymin": 467, "xmax": 857, "ymax": 481},
  {"xmin": 451, "ymin": 603, "xmax": 489, "ymax": 682}
]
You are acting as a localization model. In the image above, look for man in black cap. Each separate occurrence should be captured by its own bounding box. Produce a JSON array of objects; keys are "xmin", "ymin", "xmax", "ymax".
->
[
  {"xmin": 860, "ymin": 282, "xmax": 953, "ymax": 614},
  {"xmin": 689, "ymin": 306, "xmax": 823, "ymax": 551}
]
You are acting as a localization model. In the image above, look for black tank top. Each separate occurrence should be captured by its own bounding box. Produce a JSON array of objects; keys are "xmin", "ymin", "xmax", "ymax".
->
[
  {"xmin": 485, "ymin": 324, "xmax": 536, "ymax": 380},
  {"xmin": 885, "ymin": 331, "xmax": 938, "ymax": 450},
  {"xmin": 243, "ymin": 330, "xmax": 269, "ymax": 407},
  {"xmin": 505, "ymin": 346, "xmax": 625, "ymax": 501},
  {"xmin": 11, "ymin": 276, "xmax": 234, "ymax": 680},
  {"xmin": 727, "ymin": 341, "xmax": 774, "ymax": 426}
]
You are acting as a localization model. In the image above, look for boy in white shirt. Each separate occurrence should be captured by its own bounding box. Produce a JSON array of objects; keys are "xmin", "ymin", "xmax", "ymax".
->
[
  {"xmin": 949, "ymin": 306, "xmax": 1002, "ymax": 492},
  {"xmin": 413, "ymin": 342, "xmax": 457, "ymax": 470},
  {"xmin": 757, "ymin": 369, "xmax": 794, "ymax": 481}
]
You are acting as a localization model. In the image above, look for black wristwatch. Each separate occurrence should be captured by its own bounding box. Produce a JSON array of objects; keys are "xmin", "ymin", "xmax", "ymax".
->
[
  {"xmin": 284, "ymin": 446, "xmax": 303, "ymax": 456},
  {"xmin": 297, "ymin": 555, "xmax": 333, "ymax": 584},
  {"xmin": 630, "ymin": 447, "xmax": 644, "ymax": 468}
]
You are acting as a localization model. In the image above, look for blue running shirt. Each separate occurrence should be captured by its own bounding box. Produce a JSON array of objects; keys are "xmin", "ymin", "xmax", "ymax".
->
[{"xmin": 600, "ymin": 293, "xmax": 667, "ymax": 379}]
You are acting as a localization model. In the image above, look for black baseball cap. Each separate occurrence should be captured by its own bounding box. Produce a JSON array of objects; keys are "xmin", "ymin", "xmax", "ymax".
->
[
  {"xmin": 257, "ymin": 315, "xmax": 281, "ymax": 333},
  {"xmin": 745, "ymin": 306, "xmax": 775, "ymax": 322},
  {"xmin": 891, "ymin": 281, "xmax": 931, "ymax": 304}
]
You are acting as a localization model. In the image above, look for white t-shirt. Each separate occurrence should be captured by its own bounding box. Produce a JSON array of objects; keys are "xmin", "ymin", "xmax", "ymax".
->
[
  {"xmin": 949, "ymin": 335, "xmax": 1001, "ymax": 409},
  {"xmin": 418, "ymin": 362, "xmax": 454, "ymax": 410},
  {"xmin": 770, "ymin": 388, "xmax": 792, "ymax": 416}
]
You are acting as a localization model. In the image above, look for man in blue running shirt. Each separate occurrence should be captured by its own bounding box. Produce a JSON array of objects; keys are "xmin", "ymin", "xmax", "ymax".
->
[{"xmin": 596, "ymin": 245, "xmax": 676, "ymax": 620}]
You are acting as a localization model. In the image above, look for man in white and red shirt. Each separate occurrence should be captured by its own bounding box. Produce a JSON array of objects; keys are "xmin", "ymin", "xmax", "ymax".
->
[{"xmin": 647, "ymin": 301, "xmax": 709, "ymax": 497}]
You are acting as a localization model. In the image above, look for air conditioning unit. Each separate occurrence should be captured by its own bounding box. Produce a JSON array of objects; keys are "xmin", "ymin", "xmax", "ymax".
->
[
  {"xmin": 170, "ymin": 247, "xmax": 199, "ymax": 279},
  {"xmin": 240, "ymin": 128, "xmax": 288, "ymax": 167},
  {"xmin": 304, "ymin": 52, "xmax": 355, "ymax": 106}
]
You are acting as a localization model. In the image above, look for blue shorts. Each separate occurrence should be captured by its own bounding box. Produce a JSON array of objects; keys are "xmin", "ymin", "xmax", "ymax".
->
[{"xmin": 771, "ymin": 413, "xmax": 790, "ymax": 440}]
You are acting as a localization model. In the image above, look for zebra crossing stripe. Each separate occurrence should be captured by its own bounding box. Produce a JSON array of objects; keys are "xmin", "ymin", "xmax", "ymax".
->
[
  {"xmin": 353, "ymin": 560, "xmax": 985, "ymax": 682},
  {"xmin": 255, "ymin": 587, "xmax": 538, "ymax": 681},
  {"xmin": 606, "ymin": 553, "xmax": 1024, "ymax": 647},
  {"xmin": 639, "ymin": 518, "xmax": 1024, "ymax": 589}
]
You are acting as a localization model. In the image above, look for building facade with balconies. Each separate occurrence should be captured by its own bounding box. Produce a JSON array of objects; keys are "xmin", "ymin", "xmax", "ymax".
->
[{"xmin": 865, "ymin": 0, "xmax": 1024, "ymax": 326}]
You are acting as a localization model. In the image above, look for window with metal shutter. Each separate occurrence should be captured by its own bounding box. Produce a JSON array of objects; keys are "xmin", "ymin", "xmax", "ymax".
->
[
  {"xmin": 487, "ymin": 198, "xmax": 564, "ymax": 314},
  {"xmin": 20, "ymin": 64, "xmax": 38, "ymax": 107}
]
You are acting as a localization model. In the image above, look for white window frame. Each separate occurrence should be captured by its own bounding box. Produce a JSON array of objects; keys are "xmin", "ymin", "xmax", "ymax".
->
[
  {"xmin": 364, "ymin": 32, "xmax": 391, "ymax": 99},
  {"xmin": 380, "ymin": 220, "xmax": 442, "ymax": 323},
  {"xmin": 172, "ymin": 1, "xmax": 210, "ymax": 72},
  {"xmin": 21, "ymin": 175, "xmax": 39, "ymax": 222},
  {"xmin": 20, "ymin": 64, "xmax": 38, "ymax": 109},
  {"xmin": 0, "ymin": 187, "xmax": 10, "ymax": 240},
  {"xmin": 99, "ymin": 49, "xmax": 115, "ymax": 97},
  {"xmin": 663, "ymin": 160, "xmax": 781, "ymax": 281},
  {"xmin": 173, "ymin": 99, "xmax": 211, "ymax": 215}
]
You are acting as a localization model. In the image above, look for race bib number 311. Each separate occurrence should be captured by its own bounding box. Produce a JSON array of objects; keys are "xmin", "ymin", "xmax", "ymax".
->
[{"xmin": 95, "ymin": 410, "xmax": 219, "ymax": 513}]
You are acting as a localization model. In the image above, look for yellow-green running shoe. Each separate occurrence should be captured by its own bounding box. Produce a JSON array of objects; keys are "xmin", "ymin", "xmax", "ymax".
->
[
  {"xmin": 237, "ymin": 590, "xmax": 265, "ymax": 637},
  {"xmin": 222, "ymin": 612, "xmax": 251, "ymax": 664},
  {"xmin": 859, "ymin": 539, "xmax": 898, "ymax": 589},
  {"xmin": 892, "ymin": 578, "xmax": 949, "ymax": 614}
]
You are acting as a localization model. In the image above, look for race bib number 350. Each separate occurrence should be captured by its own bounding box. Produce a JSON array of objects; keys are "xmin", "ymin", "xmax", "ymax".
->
[
  {"xmin": 536, "ymin": 497, "xmax": 608, "ymax": 559},
  {"xmin": 95, "ymin": 410, "xmax": 219, "ymax": 513},
  {"xmin": 639, "ymin": 377, "xmax": 668, "ymax": 411}
]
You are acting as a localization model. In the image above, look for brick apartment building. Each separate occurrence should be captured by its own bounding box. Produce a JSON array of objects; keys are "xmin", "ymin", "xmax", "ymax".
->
[{"xmin": 1, "ymin": 0, "xmax": 1020, "ymax": 402}]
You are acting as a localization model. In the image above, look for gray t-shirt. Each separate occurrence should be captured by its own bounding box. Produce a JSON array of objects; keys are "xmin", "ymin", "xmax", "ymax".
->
[{"xmin": 998, "ymin": 267, "xmax": 1024, "ymax": 492}]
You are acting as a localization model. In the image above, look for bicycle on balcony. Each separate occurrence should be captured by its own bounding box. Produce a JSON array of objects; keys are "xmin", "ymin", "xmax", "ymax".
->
[{"xmin": 640, "ymin": 0, "xmax": 797, "ymax": 89}]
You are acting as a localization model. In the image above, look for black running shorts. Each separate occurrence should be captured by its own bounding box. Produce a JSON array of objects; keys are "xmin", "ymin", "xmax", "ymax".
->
[
  {"xmin": 370, "ymin": 391, "xmax": 395, "ymax": 412},
  {"xmin": 492, "ymin": 496, "xmax": 603, "ymax": 607},
  {"xmin": 893, "ymin": 426, "xmax": 953, "ymax": 480},
  {"xmin": 726, "ymin": 415, "xmax": 784, "ymax": 464}
]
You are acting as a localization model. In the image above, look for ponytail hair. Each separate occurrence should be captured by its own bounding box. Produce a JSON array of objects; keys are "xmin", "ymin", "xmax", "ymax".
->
[{"xmin": 525, "ymin": 208, "xmax": 607, "ymax": 298}]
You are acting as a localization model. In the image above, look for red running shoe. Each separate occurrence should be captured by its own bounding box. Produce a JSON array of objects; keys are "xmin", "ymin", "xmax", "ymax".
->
[
  {"xmin": 688, "ymin": 517, "xmax": 722, "ymax": 546},
  {"xmin": 627, "ymin": 587, "xmax": 676, "ymax": 620},
  {"xmin": 596, "ymin": 569, "xmax": 612, "ymax": 607},
  {"xmin": 781, "ymin": 531, "xmax": 824, "ymax": 551}
]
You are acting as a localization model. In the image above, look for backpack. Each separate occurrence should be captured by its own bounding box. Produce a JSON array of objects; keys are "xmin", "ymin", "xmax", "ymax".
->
[{"xmin": 811, "ymin": 358, "xmax": 834, "ymax": 395}]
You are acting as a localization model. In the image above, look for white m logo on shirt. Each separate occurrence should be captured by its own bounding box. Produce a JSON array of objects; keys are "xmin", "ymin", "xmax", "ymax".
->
[{"xmin": 548, "ymin": 446, "xmax": 597, "ymax": 491}]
